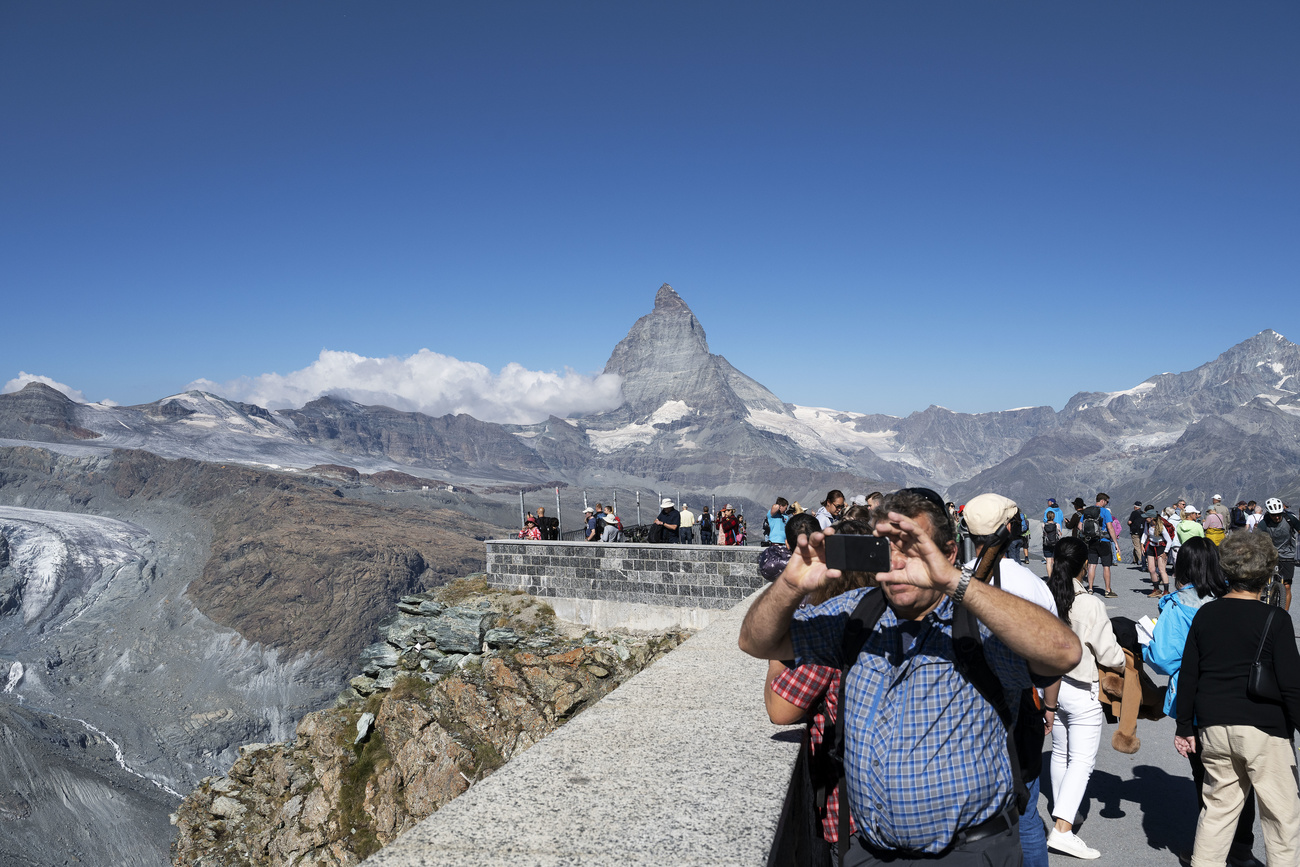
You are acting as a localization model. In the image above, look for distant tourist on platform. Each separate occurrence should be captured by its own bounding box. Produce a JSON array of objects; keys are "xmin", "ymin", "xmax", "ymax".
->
[
  {"xmin": 1257, "ymin": 498, "xmax": 1300, "ymax": 610},
  {"xmin": 1127, "ymin": 501, "xmax": 1146, "ymax": 566},
  {"xmin": 600, "ymin": 512, "xmax": 623, "ymax": 542},
  {"xmin": 719, "ymin": 506, "xmax": 741, "ymax": 545},
  {"xmin": 651, "ymin": 498, "xmax": 680, "ymax": 544},
  {"xmin": 535, "ymin": 506, "xmax": 559, "ymax": 540},
  {"xmin": 764, "ymin": 498, "xmax": 789, "ymax": 548},
  {"xmin": 518, "ymin": 518, "xmax": 541, "ymax": 540},
  {"xmin": 679, "ymin": 503, "xmax": 696, "ymax": 544},
  {"xmin": 583, "ymin": 507, "xmax": 598, "ymax": 541},
  {"xmin": 698, "ymin": 507, "xmax": 714, "ymax": 546},
  {"xmin": 815, "ymin": 490, "xmax": 845, "ymax": 530},
  {"xmin": 1203, "ymin": 495, "xmax": 1231, "ymax": 546}
]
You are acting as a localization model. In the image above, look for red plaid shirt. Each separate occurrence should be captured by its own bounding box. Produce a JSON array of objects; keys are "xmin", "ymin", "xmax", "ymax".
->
[{"xmin": 769, "ymin": 663, "xmax": 855, "ymax": 842}]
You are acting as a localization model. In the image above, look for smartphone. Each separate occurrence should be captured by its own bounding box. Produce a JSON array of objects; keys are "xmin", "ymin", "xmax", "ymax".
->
[{"xmin": 824, "ymin": 534, "xmax": 891, "ymax": 573}]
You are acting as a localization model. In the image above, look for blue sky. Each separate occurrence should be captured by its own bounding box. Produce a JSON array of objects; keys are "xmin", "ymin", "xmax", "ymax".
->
[{"xmin": 3, "ymin": 2, "xmax": 1297, "ymax": 420}]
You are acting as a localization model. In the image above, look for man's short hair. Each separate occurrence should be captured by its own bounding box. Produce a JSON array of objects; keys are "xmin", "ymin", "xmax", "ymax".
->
[
  {"xmin": 774, "ymin": 497, "xmax": 789, "ymax": 509},
  {"xmin": 785, "ymin": 513, "xmax": 821, "ymax": 550},
  {"xmin": 1096, "ymin": 493, "xmax": 1109, "ymax": 503},
  {"xmin": 1219, "ymin": 531, "xmax": 1278, "ymax": 592},
  {"xmin": 870, "ymin": 489, "xmax": 955, "ymax": 553}
]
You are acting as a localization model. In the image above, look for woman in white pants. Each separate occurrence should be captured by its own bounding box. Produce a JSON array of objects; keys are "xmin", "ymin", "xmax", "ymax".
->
[{"xmin": 1044, "ymin": 537, "xmax": 1126, "ymax": 859}]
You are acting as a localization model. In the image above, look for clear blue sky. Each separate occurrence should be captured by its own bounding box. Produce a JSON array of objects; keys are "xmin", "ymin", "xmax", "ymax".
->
[{"xmin": 3, "ymin": 2, "xmax": 1297, "ymax": 418}]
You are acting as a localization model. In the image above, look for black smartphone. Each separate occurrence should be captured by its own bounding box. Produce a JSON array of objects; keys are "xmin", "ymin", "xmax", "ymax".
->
[{"xmin": 824, "ymin": 534, "xmax": 891, "ymax": 573}]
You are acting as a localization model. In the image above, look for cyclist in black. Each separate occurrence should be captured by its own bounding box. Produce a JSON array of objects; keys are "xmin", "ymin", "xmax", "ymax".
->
[{"xmin": 1257, "ymin": 498, "xmax": 1300, "ymax": 610}]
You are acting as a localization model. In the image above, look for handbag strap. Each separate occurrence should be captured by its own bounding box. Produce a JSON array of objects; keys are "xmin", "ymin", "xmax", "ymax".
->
[{"xmin": 1254, "ymin": 608, "xmax": 1277, "ymax": 666}]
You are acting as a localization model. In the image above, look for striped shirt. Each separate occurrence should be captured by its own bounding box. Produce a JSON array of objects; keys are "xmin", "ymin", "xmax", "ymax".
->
[{"xmin": 790, "ymin": 587, "xmax": 1030, "ymax": 854}]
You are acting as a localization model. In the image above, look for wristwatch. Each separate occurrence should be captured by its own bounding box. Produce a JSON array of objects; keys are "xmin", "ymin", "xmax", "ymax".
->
[{"xmin": 951, "ymin": 566, "xmax": 974, "ymax": 606}]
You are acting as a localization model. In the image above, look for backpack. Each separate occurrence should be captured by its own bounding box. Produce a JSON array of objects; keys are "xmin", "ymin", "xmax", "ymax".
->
[
  {"xmin": 1143, "ymin": 592, "xmax": 1199, "ymax": 716},
  {"xmin": 1043, "ymin": 521, "xmax": 1059, "ymax": 546},
  {"xmin": 647, "ymin": 522, "xmax": 665, "ymax": 544},
  {"xmin": 825, "ymin": 573, "xmax": 1041, "ymax": 859},
  {"xmin": 1230, "ymin": 507, "xmax": 1247, "ymax": 529},
  {"xmin": 1080, "ymin": 506, "xmax": 1104, "ymax": 542},
  {"xmin": 762, "ymin": 516, "xmax": 771, "ymax": 544}
]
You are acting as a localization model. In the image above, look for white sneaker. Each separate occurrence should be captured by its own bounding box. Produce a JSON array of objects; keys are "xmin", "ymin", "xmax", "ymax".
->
[{"xmin": 1047, "ymin": 829, "xmax": 1100, "ymax": 860}]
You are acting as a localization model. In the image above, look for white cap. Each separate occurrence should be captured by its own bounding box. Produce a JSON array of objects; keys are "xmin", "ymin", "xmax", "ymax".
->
[
  {"xmin": 963, "ymin": 493, "xmax": 1019, "ymax": 536},
  {"xmin": 1212, "ymin": 494, "xmax": 1223, "ymax": 501}
]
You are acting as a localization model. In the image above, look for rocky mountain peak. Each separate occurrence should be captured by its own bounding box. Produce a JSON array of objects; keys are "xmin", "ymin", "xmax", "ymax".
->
[
  {"xmin": 653, "ymin": 282, "xmax": 689, "ymax": 313},
  {"xmin": 594, "ymin": 285, "xmax": 785, "ymax": 424}
]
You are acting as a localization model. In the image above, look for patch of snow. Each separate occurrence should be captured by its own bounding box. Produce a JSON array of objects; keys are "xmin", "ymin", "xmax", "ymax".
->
[
  {"xmin": 1117, "ymin": 430, "xmax": 1185, "ymax": 450},
  {"xmin": 1257, "ymin": 361, "xmax": 1286, "ymax": 377},
  {"xmin": 586, "ymin": 422, "xmax": 657, "ymax": 454},
  {"xmin": 0, "ymin": 507, "xmax": 150, "ymax": 625},
  {"xmin": 1100, "ymin": 381, "xmax": 1156, "ymax": 407},
  {"xmin": 1276, "ymin": 375, "xmax": 1294, "ymax": 391},
  {"xmin": 3, "ymin": 662, "xmax": 22, "ymax": 694},
  {"xmin": 649, "ymin": 400, "xmax": 693, "ymax": 425}
]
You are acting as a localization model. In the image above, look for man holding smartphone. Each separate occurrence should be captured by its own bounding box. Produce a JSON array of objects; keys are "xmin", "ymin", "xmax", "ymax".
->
[{"xmin": 739, "ymin": 489, "xmax": 1080, "ymax": 866}]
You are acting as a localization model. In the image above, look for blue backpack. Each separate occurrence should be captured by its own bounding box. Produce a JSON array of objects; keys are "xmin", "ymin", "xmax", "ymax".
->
[{"xmin": 1143, "ymin": 592, "xmax": 1199, "ymax": 716}]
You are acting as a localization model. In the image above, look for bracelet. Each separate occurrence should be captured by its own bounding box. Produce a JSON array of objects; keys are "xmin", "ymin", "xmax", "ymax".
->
[
  {"xmin": 1044, "ymin": 705, "xmax": 1058, "ymax": 713},
  {"xmin": 951, "ymin": 567, "xmax": 974, "ymax": 606}
]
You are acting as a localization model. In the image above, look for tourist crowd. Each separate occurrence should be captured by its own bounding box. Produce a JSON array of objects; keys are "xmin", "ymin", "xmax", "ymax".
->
[{"xmin": 737, "ymin": 485, "xmax": 1300, "ymax": 867}]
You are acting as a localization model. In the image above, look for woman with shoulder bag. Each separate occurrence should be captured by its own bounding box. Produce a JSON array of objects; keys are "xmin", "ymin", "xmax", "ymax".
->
[
  {"xmin": 1175, "ymin": 531, "xmax": 1300, "ymax": 867},
  {"xmin": 1145, "ymin": 538, "xmax": 1260, "ymax": 866}
]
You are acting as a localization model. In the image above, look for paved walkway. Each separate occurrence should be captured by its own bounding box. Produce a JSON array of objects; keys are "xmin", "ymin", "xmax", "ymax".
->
[{"xmin": 1020, "ymin": 556, "xmax": 1289, "ymax": 866}]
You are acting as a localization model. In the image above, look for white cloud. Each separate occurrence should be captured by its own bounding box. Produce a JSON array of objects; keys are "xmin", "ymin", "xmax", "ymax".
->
[
  {"xmin": 187, "ymin": 349, "xmax": 624, "ymax": 425},
  {"xmin": 3, "ymin": 372, "xmax": 88, "ymax": 403}
]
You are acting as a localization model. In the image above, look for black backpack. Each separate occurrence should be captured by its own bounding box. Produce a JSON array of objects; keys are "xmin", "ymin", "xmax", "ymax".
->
[
  {"xmin": 1230, "ymin": 507, "xmax": 1248, "ymax": 529},
  {"xmin": 823, "ymin": 562, "xmax": 1042, "ymax": 860},
  {"xmin": 647, "ymin": 522, "xmax": 665, "ymax": 544},
  {"xmin": 700, "ymin": 513, "xmax": 713, "ymax": 533},
  {"xmin": 1043, "ymin": 521, "xmax": 1059, "ymax": 546},
  {"xmin": 1079, "ymin": 506, "xmax": 1104, "ymax": 542}
]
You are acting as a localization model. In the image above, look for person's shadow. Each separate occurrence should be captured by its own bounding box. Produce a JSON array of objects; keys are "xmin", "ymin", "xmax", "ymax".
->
[{"xmin": 1045, "ymin": 761, "xmax": 1199, "ymax": 856}]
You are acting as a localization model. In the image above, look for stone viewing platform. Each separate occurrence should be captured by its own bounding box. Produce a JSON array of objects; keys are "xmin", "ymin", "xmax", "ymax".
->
[
  {"xmin": 485, "ymin": 538, "xmax": 763, "ymax": 631},
  {"xmin": 360, "ymin": 590, "xmax": 801, "ymax": 867}
]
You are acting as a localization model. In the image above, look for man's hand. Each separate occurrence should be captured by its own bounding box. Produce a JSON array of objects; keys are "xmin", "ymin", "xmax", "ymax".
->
[
  {"xmin": 1175, "ymin": 734, "xmax": 1197, "ymax": 758},
  {"xmin": 872, "ymin": 511, "xmax": 961, "ymax": 594},
  {"xmin": 777, "ymin": 531, "xmax": 839, "ymax": 595},
  {"xmin": 739, "ymin": 530, "xmax": 840, "ymax": 661}
]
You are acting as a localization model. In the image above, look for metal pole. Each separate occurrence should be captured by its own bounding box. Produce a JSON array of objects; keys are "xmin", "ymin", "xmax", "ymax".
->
[
  {"xmin": 636, "ymin": 491, "xmax": 641, "ymax": 526},
  {"xmin": 711, "ymin": 494, "xmax": 716, "ymax": 513},
  {"xmin": 613, "ymin": 491, "xmax": 618, "ymax": 518},
  {"xmin": 555, "ymin": 487, "xmax": 561, "ymax": 538},
  {"xmin": 583, "ymin": 490, "xmax": 588, "ymax": 510},
  {"xmin": 519, "ymin": 491, "xmax": 525, "ymax": 531}
]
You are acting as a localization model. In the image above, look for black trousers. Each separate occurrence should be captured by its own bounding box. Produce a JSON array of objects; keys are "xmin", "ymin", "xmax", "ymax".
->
[{"xmin": 842, "ymin": 825, "xmax": 1021, "ymax": 867}]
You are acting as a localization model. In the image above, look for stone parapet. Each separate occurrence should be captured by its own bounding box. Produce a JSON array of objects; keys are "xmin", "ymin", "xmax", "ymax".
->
[{"xmin": 485, "ymin": 539, "xmax": 763, "ymax": 609}]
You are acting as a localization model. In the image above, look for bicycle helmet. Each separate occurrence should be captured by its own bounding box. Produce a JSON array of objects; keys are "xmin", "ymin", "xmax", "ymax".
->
[{"xmin": 1265, "ymin": 497, "xmax": 1285, "ymax": 515}]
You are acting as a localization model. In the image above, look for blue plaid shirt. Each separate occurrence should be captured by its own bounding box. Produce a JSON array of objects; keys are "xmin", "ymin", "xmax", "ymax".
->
[{"xmin": 791, "ymin": 587, "xmax": 1031, "ymax": 854}]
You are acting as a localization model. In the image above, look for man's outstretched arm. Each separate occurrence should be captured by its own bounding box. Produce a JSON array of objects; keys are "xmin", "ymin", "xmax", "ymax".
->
[{"xmin": 738, "ymin": 532, "xmax": 837, "ymax": 661}]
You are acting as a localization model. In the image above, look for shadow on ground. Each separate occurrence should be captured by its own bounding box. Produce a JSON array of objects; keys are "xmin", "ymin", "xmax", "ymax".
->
[{"xmin": 1046, "ymin": 762, "xmax": 1199, "ymax": 856}]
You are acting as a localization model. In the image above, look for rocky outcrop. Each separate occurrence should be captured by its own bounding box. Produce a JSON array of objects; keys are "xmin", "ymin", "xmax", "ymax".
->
[{"xmin": 170, "ymin": 578, "xmax": 687, "ymax": 866}]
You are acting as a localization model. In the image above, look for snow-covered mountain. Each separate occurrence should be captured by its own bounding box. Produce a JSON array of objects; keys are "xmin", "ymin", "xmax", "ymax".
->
[{"xmin": 2, "ymin": 288, "xmax": 1298, "ymax": 510}]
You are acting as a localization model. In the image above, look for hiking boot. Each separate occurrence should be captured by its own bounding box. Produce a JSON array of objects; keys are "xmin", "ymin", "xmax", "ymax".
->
[
  {"xmin": 1048, "ymin": 829, "xmax": 1100, "ymax": 860},
  {"xmin": 1104, "ymin": 590, "xmax": 1118, "ymax": 598}
]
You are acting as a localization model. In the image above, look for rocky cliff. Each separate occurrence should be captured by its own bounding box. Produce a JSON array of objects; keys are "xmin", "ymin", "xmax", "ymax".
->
[{"xmin": 170, "ymin": 578, "xmax": 687, "ymax": 866}]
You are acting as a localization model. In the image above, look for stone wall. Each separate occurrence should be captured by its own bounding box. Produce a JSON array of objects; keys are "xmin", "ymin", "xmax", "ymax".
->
[{"xmin": 484, "ymin": 539, "xmax": 763, "ymax": 610}]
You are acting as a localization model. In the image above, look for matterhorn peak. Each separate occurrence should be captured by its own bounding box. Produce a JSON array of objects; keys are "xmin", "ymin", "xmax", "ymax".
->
[{"xmin": 654, "ymin": 283, "xmax": 688, "ymax": 312}]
